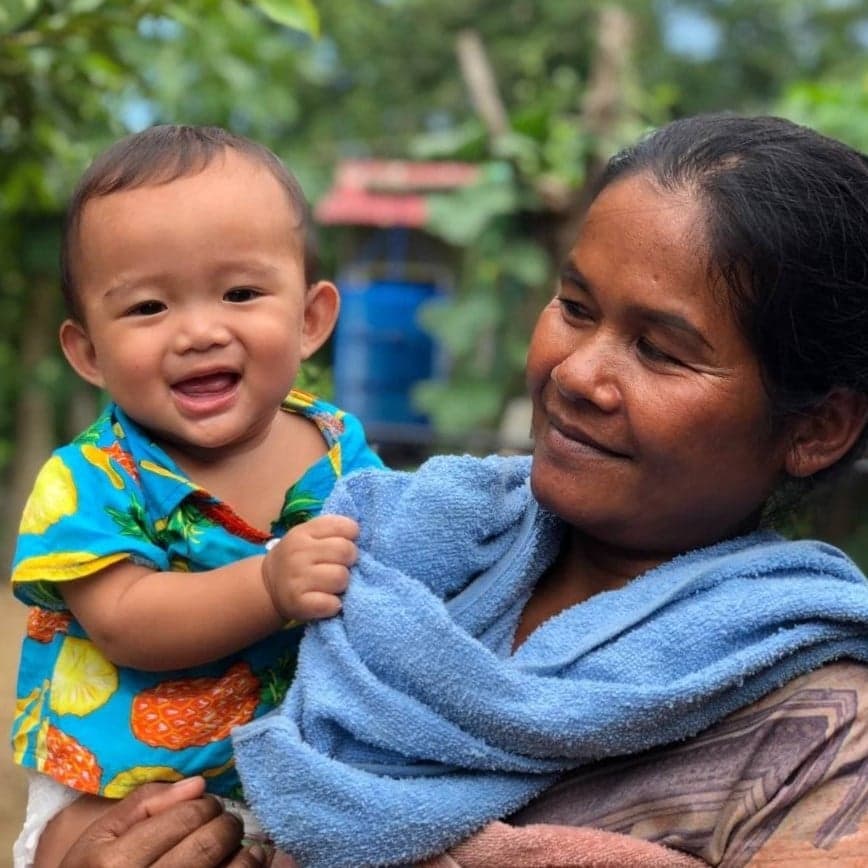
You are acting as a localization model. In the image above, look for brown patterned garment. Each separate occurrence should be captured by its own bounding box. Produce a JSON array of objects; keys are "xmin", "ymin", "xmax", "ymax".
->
[{"xmin": 509, "ymin": 661, "xmax": 868, "ymax": 866}]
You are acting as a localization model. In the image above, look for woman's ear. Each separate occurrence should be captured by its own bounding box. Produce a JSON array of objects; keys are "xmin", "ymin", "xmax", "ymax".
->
[
  {"xmin": 300, "ymin": 280, "xmax": 340, "ymax": 360},
  {"xmin": 785, "ymin": 388, "xmax": 868, "ymax": 478},
  {"xmin": 59, "ymin": 319, "xmax": 106, "ymax": 389}
]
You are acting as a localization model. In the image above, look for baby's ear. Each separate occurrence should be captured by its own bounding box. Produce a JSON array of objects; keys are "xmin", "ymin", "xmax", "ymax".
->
[
  {"xmin": 785, "ymin": 388, "xmax": 868, "ymax": 478},
  {"xmin": 59, "ymin": 319, "xmax": 106, "ymax": 388},
  {"xmin": 301, "ymin": 280, "xmax": 340, "ymax": 360}
]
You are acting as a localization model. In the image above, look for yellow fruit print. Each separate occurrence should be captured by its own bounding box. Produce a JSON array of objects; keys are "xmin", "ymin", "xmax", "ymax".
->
[
  {"xmin": 13, "ymin": 682, "xmax": 47, "ymax": 764},
  {"xmin": 288, "ymin": 389, "xmax": 316, "ymax": 408},
  {"xmin": 103, "ymin": 765, "xmax": 183, "ymax": 798},
  {"xmin": 13, "ymin": 551, "xmax": 126, "ymax": 583},
  {"xmin": 81, "ymin": 443, "xmax": 124, "ymax": 489},
  {"xmin": 327, "ymin": 442, "xmax": 342, "ymax": 476},
  {"xmin": 140, "ymin": 459, "xmax": 193, "ymax": 486},
  {"xmin": 50, "ymin": 637, "xmax": 119, "ymax": 716},
  {"xmin": 19, "ymin": 456, "xmax": 77, "ymax": 534},
  {"xmin": 203, "ymin": 758, "xmax": 235, "ymax": 779}
]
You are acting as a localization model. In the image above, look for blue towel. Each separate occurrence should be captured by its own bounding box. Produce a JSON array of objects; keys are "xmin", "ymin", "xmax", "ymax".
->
[{"xmin": 232, "ymin": 454, "xmax": 868, "ymax": 867}]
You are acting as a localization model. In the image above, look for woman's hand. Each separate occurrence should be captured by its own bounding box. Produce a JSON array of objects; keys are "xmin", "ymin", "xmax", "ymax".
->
[
  {"xmin": 261, "ymin": 515, "xmax": 359, "ymax": 622},
  {"xmin": 57, "ymin": 777, "xmax": 267, "ymax": 868}
]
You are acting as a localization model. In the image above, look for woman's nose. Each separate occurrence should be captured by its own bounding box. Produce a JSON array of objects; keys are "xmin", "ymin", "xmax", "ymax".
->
[{"xmin": 550, "ymin": 336, "xmax": 622, "ymax": 413}]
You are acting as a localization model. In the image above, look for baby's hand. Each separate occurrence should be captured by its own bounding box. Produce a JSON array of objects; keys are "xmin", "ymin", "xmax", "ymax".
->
[{"xmin": 261, "ymin": 515, "xmax": 359, "ymax": 623}]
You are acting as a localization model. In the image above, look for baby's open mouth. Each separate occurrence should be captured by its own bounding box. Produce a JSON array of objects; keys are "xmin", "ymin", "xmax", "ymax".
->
[{"xmin": 173, "ymin": 372, "xmax": 240, "ymax": 396}]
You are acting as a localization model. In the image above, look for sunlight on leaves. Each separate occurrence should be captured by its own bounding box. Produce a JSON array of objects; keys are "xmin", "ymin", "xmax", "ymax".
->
[
  {"xmin": 0, "ymin": 0, "xmax": 39, "ymax": 35},
  {"xmin": 249, "ymin": 0, "xmax": 319, "ymax": 37}
]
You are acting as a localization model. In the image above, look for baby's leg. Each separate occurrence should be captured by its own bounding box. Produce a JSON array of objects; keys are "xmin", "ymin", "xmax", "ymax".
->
[{"xmin": 34, "ymin": 793, "xmax": 114, "ymax": 868}]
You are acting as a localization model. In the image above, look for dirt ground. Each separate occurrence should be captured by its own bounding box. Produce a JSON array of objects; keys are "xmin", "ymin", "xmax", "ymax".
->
[{"xmin": 1, "ymin": 590, "xmax": 28, "ymax": 868}]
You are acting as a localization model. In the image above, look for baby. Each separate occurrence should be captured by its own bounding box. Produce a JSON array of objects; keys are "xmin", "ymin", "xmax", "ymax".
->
[{"xmin": 9, "ymin": 125, "xmax": 382, "ymax": 865}]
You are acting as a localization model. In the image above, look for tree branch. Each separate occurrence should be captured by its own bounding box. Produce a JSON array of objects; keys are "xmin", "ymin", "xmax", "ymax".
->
[{"xmin": 455, "ymin": 28, "xmax": 509, "ymax": 142}]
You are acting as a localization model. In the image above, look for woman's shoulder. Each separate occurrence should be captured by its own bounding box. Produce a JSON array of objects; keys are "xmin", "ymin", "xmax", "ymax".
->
[
  {"xmin": 687, "ymin": 660, "xmax": 868, "ymax": 865},
  {"xmin": 739, "ymin": 656, "xmax": 868, "ymax": 715},
  {"xmin": 512, "ymin": 660, "xmax": 868, "ymax": 866},
  {"xmin": 754, "ymin": 655, "xmax": 868, "ymax": 696}
]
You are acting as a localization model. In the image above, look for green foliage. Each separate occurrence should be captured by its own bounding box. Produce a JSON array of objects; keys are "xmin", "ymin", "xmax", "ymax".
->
[
  {"xmin": 777, "ymin": 74, "xmax": 868, "ymax": 151},
  {"xmin": 402, "ymin": 0, "xmax": 868, "ymax": 445},
  {"xmin": 295, "ymin": 358, "xmax": 334, "ymax": 400},
  {"xmin": 0, "ymin": 1, "xmax": 39, "ymax": 35},
  {"xmin": 424, "ymin": 164, "xmax": 519, "ymax": 246},
  {"xmin": 3, "ymin": 0, "xmax": 868, "ymax": 478},
  {"xmin": 252, "ymin": 0, "xmax": 319, "ymax": 35},
  {"xmin": 414, "ymin": 212, "xmax": 551, "ymax": 433},
  {"xmin": 0, "ymin": 0, "xmax": 319, "ymax": 483},
  {"xmin": 629, "ymin": 0, "xmax": 868, "ymax": 116}
]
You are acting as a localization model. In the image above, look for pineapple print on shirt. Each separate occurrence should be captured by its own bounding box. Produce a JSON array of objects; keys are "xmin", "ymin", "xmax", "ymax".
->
[
  {"xmin": 131, "ymin": 663, "xmax": 260, "ymax": 749},
  {"xmin": 10, "ymin": 391, "xmax": 383, "ymax": 797}
]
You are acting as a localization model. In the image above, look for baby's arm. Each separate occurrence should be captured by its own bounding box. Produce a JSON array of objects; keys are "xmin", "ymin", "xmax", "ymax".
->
[{"xmin": 60, "ymin": 514, "xmax": 359, "ymax": 671}]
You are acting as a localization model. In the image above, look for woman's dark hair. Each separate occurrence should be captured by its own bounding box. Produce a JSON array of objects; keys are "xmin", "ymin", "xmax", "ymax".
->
[
  {"xmin": 61, "ymin": 124, "xmax": 318, "ymax": 322},
  {"xmin": 596, "ymin": 112, "xmax": 868, "ymax": 477}
]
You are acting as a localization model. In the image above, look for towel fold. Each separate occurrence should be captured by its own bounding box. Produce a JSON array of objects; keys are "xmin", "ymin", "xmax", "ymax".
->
[
  {"xmin": 417, "ymin": 821, "xmax": 707, "ymax": 868},
  {"xmin": 233, "ymin": 454, "xmax": 868, "ymax": 868}
]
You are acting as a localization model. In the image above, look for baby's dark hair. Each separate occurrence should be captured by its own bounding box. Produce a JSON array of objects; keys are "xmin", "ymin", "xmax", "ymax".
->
[
  {"xmin": 597, "ymin": 112, "xmax": 868, "ymax": 477},
  {"xmin": 61, "ymin": 124, "xmax": 318, "ymax": 322}
]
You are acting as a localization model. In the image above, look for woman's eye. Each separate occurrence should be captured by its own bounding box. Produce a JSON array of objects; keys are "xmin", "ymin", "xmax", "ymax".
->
[
  {"xmin": 638, "ymin": 337, "xmax": 682, "ymax": 366},
  {"xmin": 126, "ymin": 300, "xmax": 165, "ymax": 317},
  {"xmin": 224, "ymin": 287, "xmax": 260, "ymax": 303},
  {"xmin": 557, "ymin": 296, "xmax": 592, "ymax": 320}
]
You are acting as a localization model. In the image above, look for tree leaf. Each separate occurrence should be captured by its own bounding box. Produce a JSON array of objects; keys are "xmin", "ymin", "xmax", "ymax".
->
[
  {"xmin": 0, "ymin": 0, "xmax": 39, "ymax": 35},
  {"xmin": 412, "ymin": 380, "xmax": 502, "ymax": 437},
  {"xmin": 68, "ymin": 0, "xmax": 108, "ymax": 13},
  {"xmin": 424, "ymin": 164, "xmax": 517, "ymax": 245},
  {"xmin": 249, "ymin": 0, "xmax": 319, "ymax": 37},
  {"xmin": 498, "ymin": 241, "xmax": 550, "ymax": 288}
]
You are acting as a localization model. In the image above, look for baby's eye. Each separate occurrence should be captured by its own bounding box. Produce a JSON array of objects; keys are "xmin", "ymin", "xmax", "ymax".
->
[
  {"xmin": 224, "ymin": 287, "xmax": 260, "ymax": 303},
  {"xmin": 126, "ymin": 300, "xmax": 166, "ymax": 317}
]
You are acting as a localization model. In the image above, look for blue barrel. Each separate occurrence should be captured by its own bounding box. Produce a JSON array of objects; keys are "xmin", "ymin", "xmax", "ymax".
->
[{"xmin": 334, "ymin": 280, "xmax": 441, "ymax": 436}]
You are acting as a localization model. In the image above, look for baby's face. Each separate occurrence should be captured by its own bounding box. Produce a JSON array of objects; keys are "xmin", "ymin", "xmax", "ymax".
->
[{"xmin": 62, "ymin": 151, "xmax": 314, "ymax": 461}]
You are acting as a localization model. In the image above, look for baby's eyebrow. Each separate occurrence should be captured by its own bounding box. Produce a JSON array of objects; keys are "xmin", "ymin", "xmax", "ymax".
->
[
  {"xmin": 102, "ymin": 277, "xmax": 157, "ymax": 299},
  {"xmin": 211, "ymin": 260, "xmax": 281, "ymax": 280}
]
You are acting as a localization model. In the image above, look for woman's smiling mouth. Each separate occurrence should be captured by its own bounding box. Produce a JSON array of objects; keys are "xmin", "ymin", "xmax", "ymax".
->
[{"xmin": 543, "ymin": 413, "xmax": 632, "ymax": 461}]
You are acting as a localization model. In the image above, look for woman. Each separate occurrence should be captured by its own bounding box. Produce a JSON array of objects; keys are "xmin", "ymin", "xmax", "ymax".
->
[{"xmin": 54, "ymin": 113, "xmax": 868, "ymax": 867}]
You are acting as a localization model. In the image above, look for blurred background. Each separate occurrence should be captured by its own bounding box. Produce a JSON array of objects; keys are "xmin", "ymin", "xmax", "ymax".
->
[{"xmin": 2, "ymin": 0, "xmax": 868, "ymax": 861}]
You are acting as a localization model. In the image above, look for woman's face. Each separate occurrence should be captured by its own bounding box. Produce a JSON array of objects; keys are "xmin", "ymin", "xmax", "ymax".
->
[{"xmin": 527, "ymin": 173, "xmax": 791, "ymax": 556}]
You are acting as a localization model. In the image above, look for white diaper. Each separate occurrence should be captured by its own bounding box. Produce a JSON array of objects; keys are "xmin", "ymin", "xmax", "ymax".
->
[{"xmin": 13, "ymin": 772, "xmax": 79, "ymax": 868}]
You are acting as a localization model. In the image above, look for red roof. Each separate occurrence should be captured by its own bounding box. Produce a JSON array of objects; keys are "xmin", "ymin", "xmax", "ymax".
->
[
  {"xmin": 315, "ymin": 159, "xmax": 480, "ymax": 227},
  {"xmin": 316, "ymin": 189, "xmax": 428, "ymax": 227}
]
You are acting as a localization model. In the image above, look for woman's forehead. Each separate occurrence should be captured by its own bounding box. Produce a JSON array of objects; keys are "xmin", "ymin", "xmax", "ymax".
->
[{"xmin": 572, "ymin": 176, "xmax": 711, "ymax": 287}]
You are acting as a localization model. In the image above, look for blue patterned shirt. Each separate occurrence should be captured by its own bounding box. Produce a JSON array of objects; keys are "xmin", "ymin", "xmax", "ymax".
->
[{"xmin": 10, "ymin": 390, "xmax": 383, "ymax": 798}]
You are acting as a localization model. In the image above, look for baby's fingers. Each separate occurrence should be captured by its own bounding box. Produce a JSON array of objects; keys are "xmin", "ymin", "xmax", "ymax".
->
[
  {"xmin": 308, "ymin": 562, "xmax": 351, "ymax": 596},
  {"xmin": 311, "ymin": 535, "xmax": 358, "ymax": 568},
  {"xmin": 304, "ymin": 514, "xmax": 360, "ymax": 540},
  {"xmin": 296, "ymin": 590, "xmax": 344, "ymax": 619}
]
